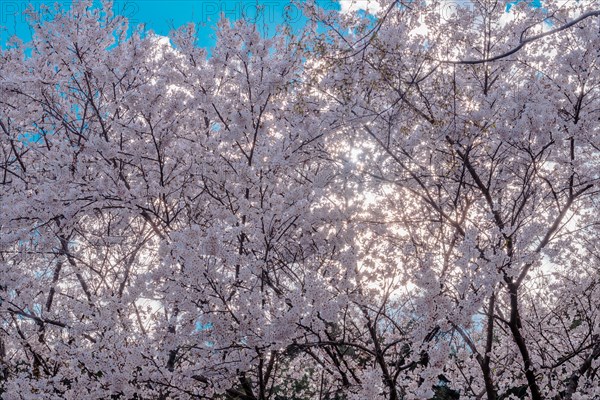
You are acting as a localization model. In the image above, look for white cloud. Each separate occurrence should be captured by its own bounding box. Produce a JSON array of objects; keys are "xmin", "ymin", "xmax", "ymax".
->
[{"xmin": 339, "ymin": 0, "xmax": 383, "ymax": 14}]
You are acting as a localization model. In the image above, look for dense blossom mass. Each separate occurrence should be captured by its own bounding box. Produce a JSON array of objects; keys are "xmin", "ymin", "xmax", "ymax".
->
[{"xmin": 1, "ymin": 1, "xmax": 599, "ymax": 399}]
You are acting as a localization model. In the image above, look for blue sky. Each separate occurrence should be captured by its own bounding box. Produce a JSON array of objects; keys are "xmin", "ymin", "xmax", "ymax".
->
[
  {"xmin": 1, "ymin": 1, "xmax": 543, "ymax": 49},
  {"xmin": 0, "ymin": 0, "xmax": 342, "ymax": 48}
]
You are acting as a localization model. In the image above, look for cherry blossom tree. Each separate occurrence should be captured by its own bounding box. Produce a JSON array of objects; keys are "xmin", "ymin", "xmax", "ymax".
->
[
  {"xmin": 0, "ymin": 2, "xmax": 352, "ymax": 398},
  {"xmin": 304, "ymin": 0, "xmax": 600, "ymax": 399},
  {"xmin": 1, "ymin": 1, "xmax": 599, "ymax": 399}
]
